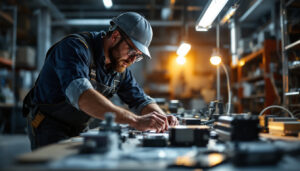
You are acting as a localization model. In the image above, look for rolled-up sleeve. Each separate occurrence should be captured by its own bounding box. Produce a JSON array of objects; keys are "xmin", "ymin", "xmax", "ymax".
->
[
  {"xmin": 65, "ymin": 78, "xmax": 93, "ymax": 109},
  {"xmin": 117, "ymin": 69, "xmax": 156, "ymax": 114}
]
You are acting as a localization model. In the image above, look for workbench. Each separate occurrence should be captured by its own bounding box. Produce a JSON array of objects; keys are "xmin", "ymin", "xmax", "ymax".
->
[{"xmin": 2, "ymin": 126, "xmax": 300, "ymax": 171}]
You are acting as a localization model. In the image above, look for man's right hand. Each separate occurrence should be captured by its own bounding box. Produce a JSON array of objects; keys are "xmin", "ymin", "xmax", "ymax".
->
[{"xmin": 131, "ymin": 111, "xmax": 169, "ymax": 133}]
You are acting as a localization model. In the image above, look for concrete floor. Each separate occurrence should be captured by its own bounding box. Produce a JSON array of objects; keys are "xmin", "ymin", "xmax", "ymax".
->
[{"xmin": 0, "ymin": 134, "xmax": 31, "ymax": 168}]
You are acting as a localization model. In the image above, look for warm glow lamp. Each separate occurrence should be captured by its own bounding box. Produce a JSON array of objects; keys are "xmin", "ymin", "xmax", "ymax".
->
[
  {"xmin": 177, "ymin": 42, "xmax": 191, "ymax": 57},
  {"xmin": 176, "ymin": 56, "xmax": 186, "ymax": 65},
  {"xmin": 210, "ymin": 49, "xmax": 232, "ymax": 114},
  {"xmin": 210, "ymin": 56, "xmax": 222, "ymax": 65}
]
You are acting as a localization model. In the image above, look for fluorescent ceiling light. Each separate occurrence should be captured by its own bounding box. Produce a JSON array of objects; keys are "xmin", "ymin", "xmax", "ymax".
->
[
  {"xmin": 176, "ymin": 42, "xmax": 191, "ymax": 57},
  {"xmin": 195, "ymin": 0, "xmax": 228, "ymax": 31},
  {"xmin": 103, "ymin": 0, "xmax": 113, "ymax": 9}
]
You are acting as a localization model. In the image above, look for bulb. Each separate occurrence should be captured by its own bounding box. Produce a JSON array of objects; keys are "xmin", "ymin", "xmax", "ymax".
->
[
  {"xmin": 177, "ymin": 43, "xmax": 191, "ymax": 57},
  {"xmin": 210, "ymin": 56, "xmax": 221, "ymax": 65},
  {"xmin": 103, "ymin": 0, "xmax": 113, "ymax": 9},
  {"xmin": 176, "ymin": 56, "xmax": 186, "ymax": 65},
  {"xmin": 239, "ymin": 60, "xmax": 245, "ymax": 66}
]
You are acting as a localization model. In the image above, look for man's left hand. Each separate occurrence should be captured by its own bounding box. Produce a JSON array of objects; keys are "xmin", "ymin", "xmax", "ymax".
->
[{"xmin": 167, "ymin": 115, "xmax": 179, "ymax": 126}]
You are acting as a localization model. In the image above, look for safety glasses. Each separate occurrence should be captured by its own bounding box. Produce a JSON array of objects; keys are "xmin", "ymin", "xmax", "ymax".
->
[{"xmin": 119, "ymin": 31, "xmax": 144, "ymax": 62}]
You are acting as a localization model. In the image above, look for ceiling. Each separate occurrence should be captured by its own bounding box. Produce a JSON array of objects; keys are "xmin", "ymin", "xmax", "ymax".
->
[
  {"xmin": 2, "ymin": 0, "xmax": 279, "ymax": 48},
  {"xmin": 21, "ymin": 0, "xmax": 231, "ymax": 47}
]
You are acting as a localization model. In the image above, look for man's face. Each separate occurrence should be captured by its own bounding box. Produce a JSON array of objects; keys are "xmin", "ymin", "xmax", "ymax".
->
[{"xmin": 108, "ymin": 31, "xmax": 143, "ymax": 72}]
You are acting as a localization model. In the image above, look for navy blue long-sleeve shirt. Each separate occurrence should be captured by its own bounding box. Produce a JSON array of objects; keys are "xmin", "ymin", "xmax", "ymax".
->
[{"xmin": 33, "ymin": 32, "xmax": 154, "ymax": 114}]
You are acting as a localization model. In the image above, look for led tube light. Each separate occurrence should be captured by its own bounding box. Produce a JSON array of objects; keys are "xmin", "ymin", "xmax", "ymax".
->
[{"xmin": 195, "ymin": 0, "xmax": 228, "ymax": 31}]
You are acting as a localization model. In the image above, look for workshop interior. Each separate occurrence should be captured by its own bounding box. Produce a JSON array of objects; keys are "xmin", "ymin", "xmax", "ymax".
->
[{"xmin": 1, "ymin": 0, "xmax": 300, "ymax": 170}]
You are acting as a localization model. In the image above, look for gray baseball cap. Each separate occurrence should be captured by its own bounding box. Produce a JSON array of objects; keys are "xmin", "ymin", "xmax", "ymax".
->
[{"xmin": 110, "ymin": 12, "xmax": 153, "ymax": 59}]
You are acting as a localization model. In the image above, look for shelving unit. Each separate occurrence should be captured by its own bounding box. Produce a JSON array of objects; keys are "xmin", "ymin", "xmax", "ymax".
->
[
  {"xmin": 280, "ymin": 0, "xmax": 300, "ymax": 113},
  {"xmin": 0, "ymin": 57, "xmax": 13, "ymax": 68},
  {"xmin": 234, "ymin": 40, "xmax": 280, "ymax": 114},
  {"xmin": 0, "ymin": 7, "xmax": 18, "ymax": 133}
]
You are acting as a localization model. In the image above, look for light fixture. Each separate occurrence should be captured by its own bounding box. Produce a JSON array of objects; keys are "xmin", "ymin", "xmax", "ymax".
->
[
  {"xmin": 103, "ymin": 0, "xmax": 113, "ymax": 9},
  {"xmin": 176, "ymin": 56, "xmax": 186, "ymax": 65},
  {"xmin": 195, "ymin": 0, "xmax": 229, "ymax": 31},
  {"xmin": 220, "ymin": 4, "xmax": 238, "ymax": 25},
  {"xmin": 210, "ymin": 48, "xmax": 222, "ymax": 65},
  {"xmin": 176, "ymin": 42, "xmax": 191, "ymax": 57},
  {"xmin": 210, "ymin": 48, "xmax": 232, "ymax": 115},
  {"xmin": 239, "ymin": 60, "xmax": 245, "ymax": 66}
]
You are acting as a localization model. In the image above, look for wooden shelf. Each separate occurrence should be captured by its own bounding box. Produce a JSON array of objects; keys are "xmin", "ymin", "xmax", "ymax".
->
[
  {"xmin": 285, "ymin": 39, "xmax": 300, "ymax": 50},
  {"xmin": 285, "ymin": 91, "xmax": 300, "ymax": 96},
  {"xmin": 239, "ymin": 49, "xmax": 264, "ymax": 63},
  {"xmin": 241, "ymin": 75, "xmax": 264, "ymax": 82},
  {"xmin": 242, "ymin": 93, "xmax": 265, "ymax": 99},
  {"xmin": 289, "ymin": 62, "xmax": 300, "ymax": 70},
  {"xmin": 234, "ymin": 40, "xmax": 278, "ymax": 113},
  {"xmin": 288, "ymin": 104, "xmax": 300, "ymax": 107},
  {"xmin": 0, "ymin": 10, "xmax": 13, "ymax": 25},
  {"xmin": 0, "ymin": 57, "xmax": 36, "ymax": 71},
  {"xmin": 0, "ymin": 57, "xmax": 12, "ymax": 68}
]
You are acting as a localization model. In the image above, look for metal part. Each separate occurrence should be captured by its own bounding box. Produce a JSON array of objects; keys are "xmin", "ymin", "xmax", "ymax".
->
[
  {"xmin": 52, "ymin": 19, "xmax": 196, "ymax": 27},
  {"xmin": 80, "ymin": 113, "xmax": 120, "ymax": 153},
  {"xmin": 269, "ymin": 121, "xmax": 300, "ymax": 136},
  {"xmin": 37, "ymin": 8, "xmax": 51, "ymax": 71},
  {"xmin": 143, "ymin": 135, "xmax": 168, "ymax": 147},
  {"xmin": 169, "ymin": 125, "xmax": 210, "ymax": 147},
  {"xmin": 215, "ymin": 115, "xmax": 259, "ymax": 142},
  {"xmin": 182, "ymin": 118, "xmax": 201, "ymax": 125},
  {"xmin": 33, "ymin": 0, "xmax": 65, "ymax": 20},
  {"xmin": 280, "ymin": 0, "xmax": 289, "ymax": 106},
  {"xmin": 232, "ymin": 142, "xmax": 282, "ymax": 166}
]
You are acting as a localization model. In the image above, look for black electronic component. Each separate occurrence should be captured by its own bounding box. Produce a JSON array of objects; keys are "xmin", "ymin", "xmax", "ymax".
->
[
  {"xmin": 169, "ymin": 126, "xmax": 210, "ymax": 147},
  {"xmin": 182, "ymin": 118, "xmax": 201, "ymax": 125},
  {"xmin": 168, "ymin": 100, "xmax": 183, "ymax": 113},
  {"xmin": 259, "ymin": 116, "xmax": 297, "ymax": 133},
  {"xmin": 214, "ymin": 114, "xmax": 259, "ymax": 142},
  {"xmin": 80, "ymin": 113, "xmax": 120, "ymax": 153},
  {"xmin": 142, "ymin": 135, "xmax": 168, "ymax": 147},
  {"xmin": 128, "ymin": 131, "xmax": 136, "ymax": 138},
  {"xmin": 231, "ymin": 142, "xmax": 282, "ymax": 166},
  {"xmin": 259, "ymin": 115, "xmax": 277, "ymax": 133}
]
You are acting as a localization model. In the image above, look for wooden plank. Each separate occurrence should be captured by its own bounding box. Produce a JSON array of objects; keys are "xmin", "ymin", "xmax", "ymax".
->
[
  {"xmin": 17, "ymin": 141, "xmax": 82, "ymax": 163},
  {"xmin": 0, "ymin": 10, "xmax": 13, "ymax": 24},
  {"xmin": 240, "ymin": 48, "xmax": 264, "ymax": 63},
  {"xmin": 260, "ymin": 133, "xmax": 300, "ymax": 141},
  {"xmin": 0, "ymin": 57, "xmax": 12, "ymax": 68}
]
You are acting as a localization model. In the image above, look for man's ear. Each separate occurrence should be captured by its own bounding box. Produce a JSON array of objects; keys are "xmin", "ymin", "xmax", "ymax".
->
[{"xmin": 111, "ymin": 30, "xmax": 121, "ymax": 42}]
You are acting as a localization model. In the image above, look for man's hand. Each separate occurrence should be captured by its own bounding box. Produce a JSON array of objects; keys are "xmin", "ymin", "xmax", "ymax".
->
[
  {"xmin": 167, "ymin": 115, "xmax": 179, "ymax": 126},
  {"xmin": 131, "ymin": 111, "xmax": 169, "ymax": 133}
]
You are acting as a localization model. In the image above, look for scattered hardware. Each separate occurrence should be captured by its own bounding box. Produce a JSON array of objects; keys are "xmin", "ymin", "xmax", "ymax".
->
[
  {"xmin": 80, "ymin": 113, "xmax": 119, "ymax": 153},
  {"xmin": 182, "ymin": 118, "xmax": 201, "ymax": 125},
  {"xmin": 259, "ymin": 115, "xmax": 277, "ymax": 133},
  {"xmin": 142, "ymin": 134, "xmax": 168, "ymax": 147},
  {"xmin": 169, "ymin": 150, "xmax": 226, "ymax": 169},
  {"xmin": 215, "ymin": 114, "xmax": 259, "ymax": 141},
  {"xmin": 231, "ymin": 142, "xmax": 282, "ymax": 166},
  {"xmin": 268, "ymin": 121, "xmax": 300, "ymax": 136},
  {"xmin": 169, "ymin": 125, "xmax": 210, "ymax": 147}
]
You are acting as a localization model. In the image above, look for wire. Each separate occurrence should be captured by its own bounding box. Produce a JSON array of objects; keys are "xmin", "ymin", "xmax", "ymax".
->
[
  {"xmin": 258, "ymin": 105, "xmax": 295, "ymax": 118},
  {"xmin": 221, "ymin": 63, "xmax": 231, "ymax": 115}
]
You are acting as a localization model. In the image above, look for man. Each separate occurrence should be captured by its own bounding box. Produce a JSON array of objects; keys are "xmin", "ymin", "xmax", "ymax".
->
[{"xmin": 23, "ymin": 12, "xmax": 178, "ymax": 150}]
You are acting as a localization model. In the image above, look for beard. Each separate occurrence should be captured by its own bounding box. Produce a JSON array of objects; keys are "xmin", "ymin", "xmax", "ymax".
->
[{"xmin": 107, "ymin": 41, "xmax": 131, "ymax": 73}]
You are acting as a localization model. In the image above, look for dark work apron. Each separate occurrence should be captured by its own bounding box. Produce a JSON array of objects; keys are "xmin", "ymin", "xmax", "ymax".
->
[{"xmin": 23, "ymin": 32, "xmax": 124, "ymax": 149}]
